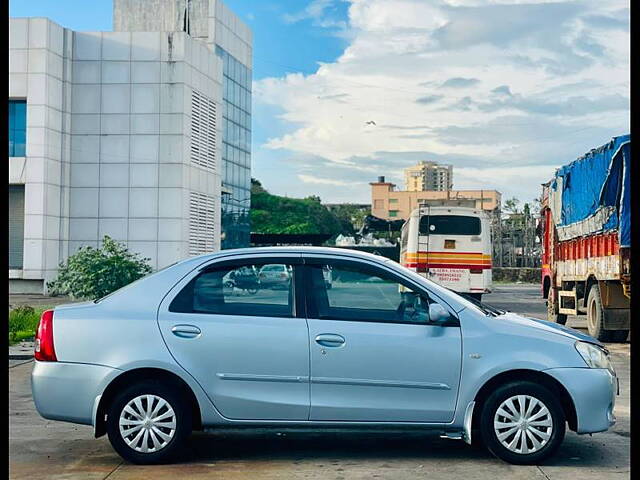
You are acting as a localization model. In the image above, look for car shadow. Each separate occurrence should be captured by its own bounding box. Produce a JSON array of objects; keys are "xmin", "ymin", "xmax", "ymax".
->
[{"xmin": 177, "ymin": 429, "xmax": 620, "ymax": 468}]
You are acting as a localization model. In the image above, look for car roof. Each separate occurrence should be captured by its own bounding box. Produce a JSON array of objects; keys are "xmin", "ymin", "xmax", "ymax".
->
[{"xmin": 183, "ymin": 246, "xmax": 392, "ymax": 266}]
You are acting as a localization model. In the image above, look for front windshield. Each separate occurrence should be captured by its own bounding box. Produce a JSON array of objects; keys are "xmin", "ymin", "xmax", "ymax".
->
[{"xmin": 454, "ymin": 290, "xmax": 506, "ymax": 317}]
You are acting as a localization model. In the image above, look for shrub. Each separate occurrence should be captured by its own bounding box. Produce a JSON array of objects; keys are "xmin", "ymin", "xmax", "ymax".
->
[
  {"xmin": 47, "ymin": 236, "xmax": 152, "ymax": 301},
  {"xmin": 9, "ymin": 306, "xmax": 42, "ymax": 344}
]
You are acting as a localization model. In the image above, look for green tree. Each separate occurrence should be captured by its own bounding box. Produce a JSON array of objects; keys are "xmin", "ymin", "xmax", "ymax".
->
[
  {"xmin": 47, "ymin": 236, "xmax": 152, "ymax": 300},
  {"xmin": 250, "ymin": 181, "xmax": 343, "ymax": 236}
]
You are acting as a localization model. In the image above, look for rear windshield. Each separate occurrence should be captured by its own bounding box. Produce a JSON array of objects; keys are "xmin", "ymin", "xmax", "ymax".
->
[{"xmin": 419, "ymin": 215, "xmax": 481, "ymax": 235}]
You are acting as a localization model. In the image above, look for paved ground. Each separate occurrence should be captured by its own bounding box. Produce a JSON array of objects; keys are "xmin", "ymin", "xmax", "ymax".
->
[{"xmin": 9, "ymin": 284, "xmax": 630, "ymax": 479}]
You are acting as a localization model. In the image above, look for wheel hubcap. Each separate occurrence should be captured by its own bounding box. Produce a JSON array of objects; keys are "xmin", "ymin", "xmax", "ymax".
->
[
  {"xmin": 493, "ymin": 395, "xmax": 552, "ymax": 454},
  {"xmin": 119, "ymin": 394, "xmax": 176, "ymax": 453}
]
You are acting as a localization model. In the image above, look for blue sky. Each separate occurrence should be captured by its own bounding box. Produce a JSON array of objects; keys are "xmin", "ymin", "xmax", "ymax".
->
[{"xmin": 11, "ymin": 1, "xmax": 630, "ymax": 204}]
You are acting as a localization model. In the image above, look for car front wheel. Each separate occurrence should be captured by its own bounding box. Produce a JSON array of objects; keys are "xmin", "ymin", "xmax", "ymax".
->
[
  {"xmin": 106, "ymin": 380, "xmax": 192, "ymax": 464},
  {"xmin": 480, "ymin": 381, "xmax": 565, "ymax": 464}
]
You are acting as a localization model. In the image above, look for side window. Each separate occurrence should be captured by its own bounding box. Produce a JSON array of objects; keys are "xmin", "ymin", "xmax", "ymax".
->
[
  {"xmin": 170, "ymin": 262, "xmax": 295, "ymax": 317},
  {"xmin": 308, "ymin": 261, "xmax": 431, "ymax": 324}
]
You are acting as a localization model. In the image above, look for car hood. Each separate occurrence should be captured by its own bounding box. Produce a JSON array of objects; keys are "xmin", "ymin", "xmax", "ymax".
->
[{"xmin": 496, "ymin": 312, "xmax": 604, "ymax": 347}]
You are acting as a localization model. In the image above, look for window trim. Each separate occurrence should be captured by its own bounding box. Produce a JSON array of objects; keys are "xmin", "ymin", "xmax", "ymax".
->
[
  {"xmin": 167, "ymin": 256, "xmax": 305, "ymax": 319},
  {"xmin": 301, "ymin": 257, "xmax": 459, "ymax": 327}
]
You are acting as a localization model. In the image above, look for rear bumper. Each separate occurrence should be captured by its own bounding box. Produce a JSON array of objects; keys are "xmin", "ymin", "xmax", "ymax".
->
[
  {"xmin": 544, "ymin": 367, "xmax": 617, "ymax": 434},
  {"xmin": 31, "ymin": 361, "xmax": 120, "ymax": 426}
]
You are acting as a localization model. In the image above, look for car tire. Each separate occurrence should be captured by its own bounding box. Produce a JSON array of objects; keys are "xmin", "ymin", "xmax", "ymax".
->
[
  {"xmin": 480, "ymin": 381, "xmax": 565, "ymax": 465},
  {"xmin": 106, "ymin": 380, "xmax": 192, "ymax": 465}
]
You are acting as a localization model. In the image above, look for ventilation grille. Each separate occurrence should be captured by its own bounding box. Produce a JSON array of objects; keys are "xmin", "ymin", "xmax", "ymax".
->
[
  {"xmin": 191, "ymin": 89, "xmax": 217, "ymax": 171},
  {"xmin": 189, "ymin": 192, "xmax": 216, "ymax": 256}
]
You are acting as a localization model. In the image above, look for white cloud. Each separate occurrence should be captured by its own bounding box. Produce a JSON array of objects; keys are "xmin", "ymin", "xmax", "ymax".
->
[{"xmin": 254, "ymin": 0, "xmax": 629, "ymax": 204}]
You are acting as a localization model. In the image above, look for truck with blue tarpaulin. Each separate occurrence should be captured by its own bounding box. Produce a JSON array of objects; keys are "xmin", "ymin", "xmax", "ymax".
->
[{"xmin": 540, "ymin": 134, "xmax": 630, "ymax": 342}]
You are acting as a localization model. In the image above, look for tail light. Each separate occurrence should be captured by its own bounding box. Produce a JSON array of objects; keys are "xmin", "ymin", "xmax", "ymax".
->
[
  {"xmin": 34, "ymin": 309, "xmax": 57, "ymax": 362},
  {"xmin": 469, "ymin": 268, "xmax": 483, "ymax": 274}
]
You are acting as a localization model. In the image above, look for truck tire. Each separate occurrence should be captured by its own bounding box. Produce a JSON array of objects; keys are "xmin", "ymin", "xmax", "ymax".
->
[
  {"xmin": 547, "ymin": 290, "xmax": 567, "ymax": 325},
  {"xmin": 587, "ymin": 285, "xmax": 629, "ymax": 342}
]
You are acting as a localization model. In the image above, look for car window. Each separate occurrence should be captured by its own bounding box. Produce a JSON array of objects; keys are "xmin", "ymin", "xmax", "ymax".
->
[
  {"xmin": 170, "ymin": 263, "xmax": 294, "ymax": 317},
  {"xmin": 307, "ymin": 261, "xmax": 432, "ymax": 324}
]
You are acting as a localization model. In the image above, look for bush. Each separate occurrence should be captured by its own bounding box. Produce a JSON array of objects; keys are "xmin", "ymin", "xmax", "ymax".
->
[
  {"xmin": 47, "ymin": 236, "xmax": 152, "ymax": 301},
  {"xmin": 9, "ymin": 306, "xmax": 42, "ymax": 344}
]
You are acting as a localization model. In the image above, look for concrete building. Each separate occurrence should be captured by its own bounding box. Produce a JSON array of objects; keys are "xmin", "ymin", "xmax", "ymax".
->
[
  {"xmin": 8, "ymin": 0, "xmax": 252, "ymax": 294},
  {"xmin": 114, "ymin": 0, "xmax": 253, "ymax": 249},
  {"xmin": 404, "ymin": 161, "xmax": 453, "ymax": 192},
  {"xmin": 371, "ymin": 176, "xmax": 501, "ymax": 221}
]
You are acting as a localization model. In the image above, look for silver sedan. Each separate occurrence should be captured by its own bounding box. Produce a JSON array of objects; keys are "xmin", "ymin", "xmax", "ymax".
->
[{"xmin": 31, "ymin": 247, "xmax": 618, "ymax": 465}]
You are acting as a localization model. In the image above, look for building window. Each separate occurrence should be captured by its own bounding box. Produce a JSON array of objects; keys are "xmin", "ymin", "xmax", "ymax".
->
[
  {"xmin": 374, "ymin": 200, "xmax": 384, "ymax": 209},
  {"xmin": 389, "ymin": 210, "xmax": 399, "ymax": 217},
  {"xmin": 9, "ymin": 100, "xmax": 26, "ymax": 157},
  {"xmin": 9, "ymin": 185, "xmax": 25, "ymax": 269},
  {"xmin": 389, "ymin": 198, "xmax": 398, "ymax": 203}
]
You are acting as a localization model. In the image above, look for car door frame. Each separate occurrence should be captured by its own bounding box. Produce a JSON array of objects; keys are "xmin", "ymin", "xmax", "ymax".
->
[{"xmin": 300, "ymin": 252, "xmax": 464, "ymax": 423}]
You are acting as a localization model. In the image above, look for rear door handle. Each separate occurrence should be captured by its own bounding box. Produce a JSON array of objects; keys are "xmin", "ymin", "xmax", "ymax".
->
[
  {"xmin": 315, "ymin": 334, "xmax": 345, "ymax": 347},
  {"xmin": 171, "ymin": 325, "xmax": 201, "ymax": 338}
]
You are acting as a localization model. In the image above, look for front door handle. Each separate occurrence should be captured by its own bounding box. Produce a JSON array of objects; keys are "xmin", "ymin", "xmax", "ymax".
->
[
  {"xmin": 171, "ymin": 325, "xmax": 201, "ymax": 338},
  {"xmin": 315, "ymin": 334, "xmax": 345, "ymax": 348}
]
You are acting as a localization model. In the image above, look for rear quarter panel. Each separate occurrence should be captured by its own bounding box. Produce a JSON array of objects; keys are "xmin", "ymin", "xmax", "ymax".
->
[{"xmin": 50, "ymin": 256, "xmax": 226, "ymax": 425}]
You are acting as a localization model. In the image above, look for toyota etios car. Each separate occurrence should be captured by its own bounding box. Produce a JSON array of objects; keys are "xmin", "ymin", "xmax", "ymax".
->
[{"xmin": 32, "ymin": 247, "xmax": 618, "ymax": 465}]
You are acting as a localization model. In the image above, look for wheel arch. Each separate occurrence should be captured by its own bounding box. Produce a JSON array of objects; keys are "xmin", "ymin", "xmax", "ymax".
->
[
  {"xmin": 471, "ymin": 369, "xmax": 578, "ymax": 433},
  {"xmin": 584, "ymin": 275, "xmax": 599, "ymax": 308},
  {"xmin": 94, "ymin": 367, "xmax": 203, "ymax": 438}
]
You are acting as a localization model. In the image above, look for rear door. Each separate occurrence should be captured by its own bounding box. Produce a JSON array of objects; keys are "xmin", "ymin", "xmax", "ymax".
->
[{"xmin": 157, "ymin": 255, "xmax": 310, "ymax": 420}]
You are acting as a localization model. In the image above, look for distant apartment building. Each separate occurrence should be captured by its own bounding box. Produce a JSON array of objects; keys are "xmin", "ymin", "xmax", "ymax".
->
[
  {"xmin": 8, "ymin": 0, "xmax": 252, "ymax": 294},
  {"xmin": 371, "ymin": 176, "xmax": 501, "ymax": 221},
  {"xmin": 404, "ymin": 161, "xmax": 453, "ymax": 192}
]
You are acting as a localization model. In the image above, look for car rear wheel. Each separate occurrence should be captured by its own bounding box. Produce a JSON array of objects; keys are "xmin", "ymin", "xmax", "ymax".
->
[
  {"xmin": 106, "ymin": 381, "xmax": 191, "ymax": 464},
  {"xmin": 480, "ymin": 381, "xmax": 565, "ymax": 464}
]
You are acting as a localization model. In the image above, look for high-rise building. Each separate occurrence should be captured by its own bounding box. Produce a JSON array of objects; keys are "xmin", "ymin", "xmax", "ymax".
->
[
  {"xmin": 8, "ymin": 0, "xmax": 252, "ymax": 294},
  {"xmin": 404, "ymin": 161, "xmax": 453, "ymax": 192}
]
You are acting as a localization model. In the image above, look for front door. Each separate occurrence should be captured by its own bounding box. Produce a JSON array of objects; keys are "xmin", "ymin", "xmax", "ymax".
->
[
  {"xmin": 303, "ymin": 257, "xmax": 462, "ymax": 423},
  {"xmin": 157, "ymin": 256, "xmax": 310, "ymax": 421}
]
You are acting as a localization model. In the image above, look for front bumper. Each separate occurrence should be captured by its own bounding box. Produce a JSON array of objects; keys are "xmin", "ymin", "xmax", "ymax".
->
[
  {"xmin": 31, "ymin": 361, "xmax": 120, "ymax": 426},
  {"xmin": 544, "ymin": 367, "xmax": 617, "ymax": 434}
]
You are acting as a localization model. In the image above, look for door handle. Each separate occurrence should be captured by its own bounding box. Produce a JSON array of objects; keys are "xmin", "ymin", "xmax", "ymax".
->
[
  {"xmin": 315, "ymin": 334, "xmax": 345, "ymax": 348},
  {"xmin": 171, "ymin": 325, "xmax": 201, "ymax": 338}
]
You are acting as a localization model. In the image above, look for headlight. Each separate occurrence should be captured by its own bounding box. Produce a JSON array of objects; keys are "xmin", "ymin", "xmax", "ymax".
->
[{"xmin": 575, "ymin": 341, "xmax": 614, "ymax": 373}]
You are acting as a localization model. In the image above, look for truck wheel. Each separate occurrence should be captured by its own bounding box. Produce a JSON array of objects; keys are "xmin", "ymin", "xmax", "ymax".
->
[
  {"xmin": 586, "ymin": 285, "xmax": 628, "ymax": 342},
  {"xmin": 547, "ymin": 291, "xmax": 567, "ymax": 325}
]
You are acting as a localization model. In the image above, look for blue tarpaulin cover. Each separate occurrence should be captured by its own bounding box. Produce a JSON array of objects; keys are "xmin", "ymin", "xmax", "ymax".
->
[{"xmin": 551, "ymin": 134, "xmax": 630, "ymax": 246}]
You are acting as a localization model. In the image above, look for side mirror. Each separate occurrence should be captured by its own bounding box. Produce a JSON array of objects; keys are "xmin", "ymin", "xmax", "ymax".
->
[{"xmin": 428, "ymin": 302, "xmax": 452, "ymax": 325}]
